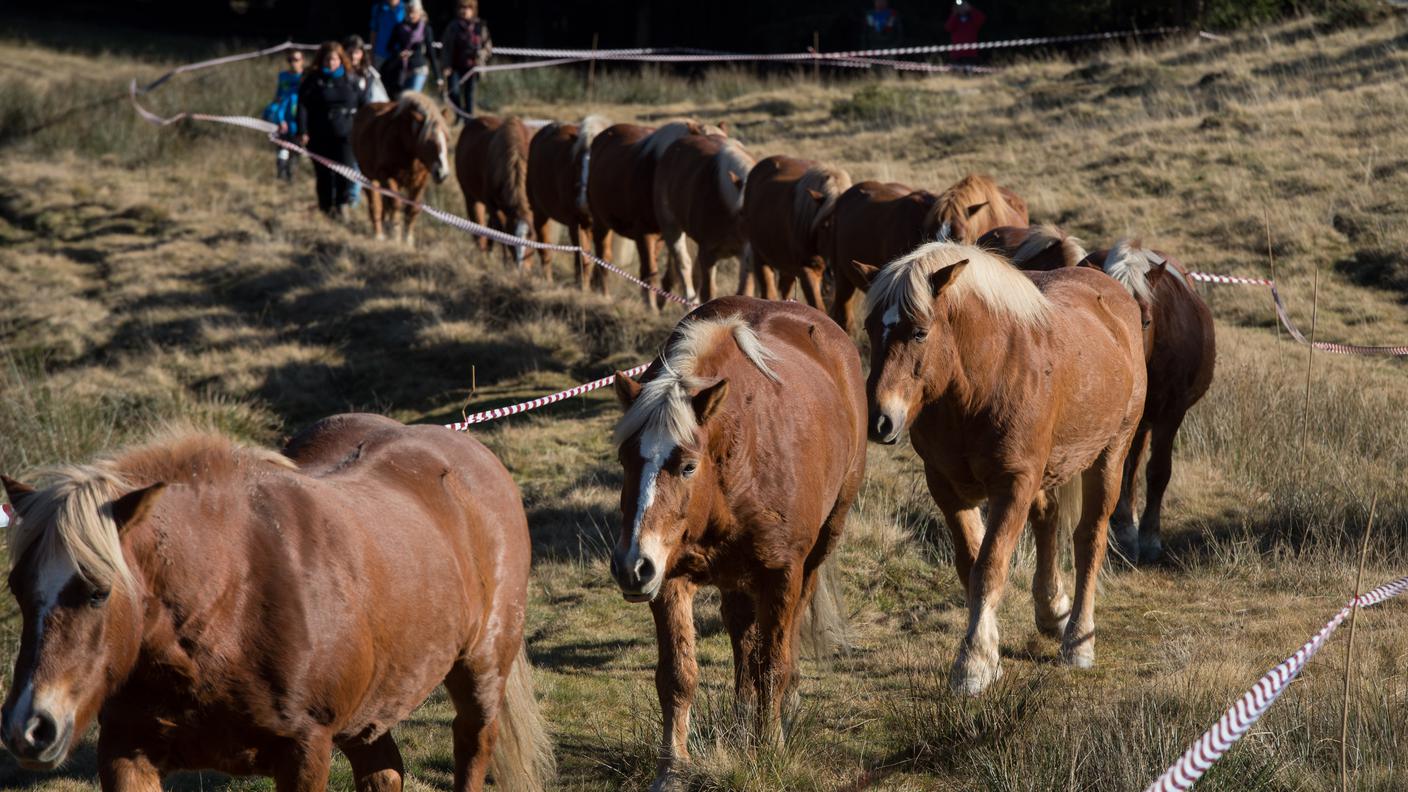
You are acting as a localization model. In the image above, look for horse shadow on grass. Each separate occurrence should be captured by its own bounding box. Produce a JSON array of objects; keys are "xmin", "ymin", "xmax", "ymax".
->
[{"xmin": 0, "ymin": 742, "xmax": 242, "ymax": 791}]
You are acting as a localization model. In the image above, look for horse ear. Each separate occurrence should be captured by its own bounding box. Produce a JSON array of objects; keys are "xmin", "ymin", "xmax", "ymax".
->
[
  {"xmin": 727, "ymin": 171, "xmax": 742, "ymax": 187},
  {"xmin": 691, "ymin": 378, "xmax": 730, "ymax": 424},
  {"xmin": 806, "ymin": 188, "xmax": 826, "ymax": 203},
  {"xmin": 111, "ymin": 483, "xmax": 166, "ymax": 533},
  {"xmin": 851, "ymin": 259, "xmax": 881, "ymax": 287},
  {"xmin": 614, "ymin": 371, "xmax": 643, "ymax": 408},
  {"xmin": 2, "ymin": 475, "xmax": 35, "ymax": 511},
  {"xmin": 717, "ymin": 121, "xmax": 729, "ymax": 135},
  {"xmin": 1146, "ymin": 260, "xmax": 1169, "ymax": 288},
  {"xmin": 965, "ymin": 201, "xmax": 990, "ymax": 218},
  {"xmin": 929, "ymin": 259, "xmax": 969, "ymax": 297}
]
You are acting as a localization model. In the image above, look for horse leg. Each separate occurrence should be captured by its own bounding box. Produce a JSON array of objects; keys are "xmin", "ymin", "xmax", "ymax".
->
[
  {"xmin": 341, "ymin": 733, "xmax": 404, "ymax": 792},
  {"xmin": 1110, "ymin": 421, "xmax": 1150, "ymax": 562},
  {"xmin": 1138, "ymin": 412, "xmax": 1185, "ymax": 563},
  {"xmin": 659, "ymin": 230, "xmax": 694, "ymax": 305},
  {"xmin": 444, "ymin": 661, "xmax": 505, "ymax": 792},
  {"xmin": 754, "ymin": 258, "xmax": 779, "ymax": 301},
  {"xmin": 534, "ymin": 217, "xmax": 554, "ymax": 279},
  {"xmin": 637, "ymin": 234, "xmax": 664, "ymax": 312},
  {"xmin": 924, "ymin": 463, "xmax": 984, "ymax": 600},
  {"xmin": 272, "ymin": 733, "xmax": 334, "ymax": 792},
  {"xmin": 1064, "ymin": 448, "xmax": 1122, "ymax": 670},
  {"xmin": 403, "ymin": 202, "xmax": 421, "ymax": 248},
  {"xmin": 1029, "ymin": 487, "xmax": 1071, "ymax": 640},
  {"xmin": 472, "ymin": 201, "xmax": 490, "ymax": 253},
  {"xmin": 750, "ymin": 565, "xmax": 803, "ymax": 747},
  {"xmin": 585, "ymin": 225, "xmax": 609, "ymax": 294},
  {"xmin": 800, "ymin": 265, "xmax": 826, "ymax": 309},
  {"xmin": 951, "ymin": 475, "xmax": 1037, "ymax": 696},
  {"xmin": 97, "ymin": 731, "xmax": 162, "ymax": 792},
  {"xmin": 368, "ymin": 183, "xmax": 385, "ymax": 241},
  {"xmin": 697, "ymin": 246, "xmax": 721, "ymax": 303},
  {"xmin": 735, "ymin": 244, "xmax": 755, "ymax": 298},
  {"xmin": 649, "ymin": 577, "xmax": 698, "ymax": 791},
  {"xmin": 720, "ymin": 589, "xmax": 760, "ymax": 725},
  {"xmin": 828, "ymin": 275, "xmax": 857, "ymax": 335}
]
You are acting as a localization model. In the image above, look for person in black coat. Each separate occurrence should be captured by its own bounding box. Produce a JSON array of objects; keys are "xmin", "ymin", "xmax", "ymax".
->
[{"xmin": 297, "ymin": 41, "xmax": 365, "ymax": 217}]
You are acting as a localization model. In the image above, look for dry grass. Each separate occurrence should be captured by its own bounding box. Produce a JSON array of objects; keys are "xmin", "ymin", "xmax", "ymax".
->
[{"xmin": 2, "ymin": 13, "xmax": 1407, "ymax": 792}]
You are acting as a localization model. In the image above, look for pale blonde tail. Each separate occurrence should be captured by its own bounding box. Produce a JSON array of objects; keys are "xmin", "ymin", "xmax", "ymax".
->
[
  {"xmin": 800, "ymin": 558, "xmax": 851, "ymax": 660},
  {"xmin": 1052, "ymin": 475, "xmax": 1084, "ymax": 541},
  {"xmin": 490, "ymin": 643, "xmax": 557, "ymax": 792}
]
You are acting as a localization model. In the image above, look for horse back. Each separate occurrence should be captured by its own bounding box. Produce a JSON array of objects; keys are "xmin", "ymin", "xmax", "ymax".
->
[
  {"xmin": 828, "ymin": 180, "xmax": 935, "ymax": 288},
  {"xmin": 741, "ymin": 154, "xmax": 811, "ymax": 269},
  {"xmin": 351, "ymin": 101, "xmax": 402, "ymax": 181},
  {"xmin": 587, "ymin": 123, "xmax": 660, "ymax": 238},
  {"xmin": 655, "ymin": 134, "xmax": 744, "ymax": 247}
]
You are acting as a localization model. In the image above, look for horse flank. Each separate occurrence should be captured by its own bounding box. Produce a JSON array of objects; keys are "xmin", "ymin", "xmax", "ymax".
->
[
  {"xmin": 793, "ymin": 162, "xmax": 852, "ymax": 248},
  {"xmin": 1102, "ymin": 240, "xmax": 1155, "ymax": 303},
  {"xmin": 713, "ymin": 137, "xmax": 755, "ymax": 214},
  {"xmin": 639, "ymin": 120, "xmax": 722, "ymax": 163},
  {"xmin": 865, "ymin": 242, "xmax": 1052, "ymax": 327},
  {"xmin": 6, "ymin": 431, "xmax": 294, "ymax": 598},
  {"xmin": 1012, "ymin": 224, "xmax": 1088, "ymax": 269},
  {"xmin": 613, "ymin": 315, "xmax": 780, "ymax": 450}
]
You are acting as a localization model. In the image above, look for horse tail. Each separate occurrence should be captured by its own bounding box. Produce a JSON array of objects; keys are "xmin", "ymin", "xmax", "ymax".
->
[
  {"xmin": 574, "ymin": 114, "xmax": 612, "ymax": 158},
  {"xmin": 493, "ymin": 117, "xmax": 532, "ymax": 222},
  {"xmin": 800, "ymin": 557, "xmax": 851, "ymax": 660},
  {"xmin": 490, "ymin": 642, "xmax": 557, "ymax": 792},
  {"xmin": 714, "ymin": 138, "xmax": 755, "ymax": 215},
  {"xmin": 794, "ymin": 162, "xmax": 852, "ymax": 251},
  {"xmin": 1102, "ymin": 240, "xmax": 1155, "ymax": 304},
  {"xmin": 1051, "ymin": 475, "xmax": 1084, "ymax": 546},
  {"xmin": 1012, "ymin": 224, "xmax": 1089, "ymax": 270}
]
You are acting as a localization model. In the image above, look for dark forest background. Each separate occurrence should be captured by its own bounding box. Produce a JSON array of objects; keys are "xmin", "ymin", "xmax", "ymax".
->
[{"xmin": 0, "ymin": 0, "xmax": 1377, "ymax": 55}]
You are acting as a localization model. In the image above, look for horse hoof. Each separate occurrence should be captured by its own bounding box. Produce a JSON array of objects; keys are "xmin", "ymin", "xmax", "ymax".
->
[
  {"xmin": 1060, "ymin": 643, "xmax": 1095, "ymax": 669},
  {"xmin": 949, "ymin": 654, "xmax": 1002, "ymax": 696},
  {"xmin": 649, "ymin": 766, "xmax": 684, "ymax": 792},
  {"xmin": 1036, "ymin": 594, "xmax": 1071, "ymax": 639},
  {"xmin": 1139, "ymin": 537, "xmax": 1164, "ymax": 564}
]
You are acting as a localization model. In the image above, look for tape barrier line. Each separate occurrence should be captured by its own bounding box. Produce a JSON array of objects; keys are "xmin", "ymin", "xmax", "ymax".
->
[
  {"xmin": 0, "ymin": 503, "xmax": 11, "ymax": 529},
  {"xmin": 129, "ymin": 81, "xmax": 697, "ymax": 308},
  {"xmin": 1144, "ymin": 573, "xmax": 1408, "ymax": 792},
  {"xmin": 445, "ymin": 362, "xmax": 651, "ymax": 430},
  {"xmin": 1188, "ymin": 270, "xmax": 1408, "ymax": 358}
]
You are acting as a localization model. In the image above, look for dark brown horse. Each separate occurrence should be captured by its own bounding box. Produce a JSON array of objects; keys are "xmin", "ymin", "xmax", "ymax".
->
[
  {"xmin": 456, "ymin": 114, "xmax": 538, "ymax": 272},
  {"xmin": 586, "ymin": 120, "xmax": 724, "ymax": 310},
  {"xmin": 819, "ymin": 179, "xmax": 939, "ymax": 333},
  {"xmin": 860, "ymin": 243, "xmax": 1145, "ymax": 694},
  {"xmin": 526, "ymin": 114, "xmax": 612, "ymax": 290},
  {"xmin": 931, "ymin": 173, "xmax": 1029, "ymax": 245},
  {"xmin": 740, "ymin": 154, "xmax": 852, "ymax": 307},
  {"xmin": 654, "ymin": 133, "xmax": 756, "ymax": 302},
  {"xmin": 351, "ymin": 92, "xmax": 451, "ymax": 246},
  {"xmin": 1086, "ymin": 242, "xmax": 1216, "ymax": 563},
  {"xmin": 977, "ymin": 224, "xmax": 1088, "ymax": 272},
  {"xmin": 611, "ymin": 297, "xmax": 864, "ymax": 787},
  {"xmin": 1, "ymin": 414, "xmax": 553, "ymax": 792}
]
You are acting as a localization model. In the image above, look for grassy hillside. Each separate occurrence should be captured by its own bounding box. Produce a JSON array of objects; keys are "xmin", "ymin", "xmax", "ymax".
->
[{"xmin": 2, "ymin": 13, "xmax": 1407, "ymax": 791}]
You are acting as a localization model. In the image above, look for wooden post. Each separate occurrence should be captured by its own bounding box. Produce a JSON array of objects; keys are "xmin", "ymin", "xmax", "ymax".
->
[
  {"xmin": 587, "ymin": 32, "xmax": 599, "ymax": 101},
  {"xmin": 813, "ymin": 30, "xmax": 821, "ymax": 84}
]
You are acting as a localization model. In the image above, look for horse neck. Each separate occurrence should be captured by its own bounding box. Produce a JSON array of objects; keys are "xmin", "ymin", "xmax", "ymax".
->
[{"xmin": 930, "ymin": 299, "xmax": 1032, "ymax": 415}]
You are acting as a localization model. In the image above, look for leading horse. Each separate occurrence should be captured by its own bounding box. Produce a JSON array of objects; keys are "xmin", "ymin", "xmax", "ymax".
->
[
  {"xmin": 1, "ymin": 414, "xmax": 554, "ymax": 792},
  {"xmin": 352, "ymin": 92, "xmax": 451, "ymax": 246},
  {"xmin": 860, "ymin": 243, "xmax": 1145, "ymax": 694},
  {"xmin": 611, "ymin": 297, "xmax": 865, "ymax": 789},
  {"xmin": 740, "ymin": 154, "xmax": 852, "ymax": 308}
]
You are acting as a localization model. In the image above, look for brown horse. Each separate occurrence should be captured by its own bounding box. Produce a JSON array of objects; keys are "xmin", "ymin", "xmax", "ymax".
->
[
  {"xmin": 611, "ymin": 297, "xmax": 864, "ymax": 788},
  {"xmin": 1, "ymin": 414, "xmax": 554, "ymax": 792},
  {"xmin": 820, "ymin": 180, "xmax": 939, "ymax": 333},
  {"xmin": 586, "ymin": 120, "xmax": 725, "ymax": 310},
  {"xmin": 860, "ymin": 243, "xmax": 1145, "ymax": 694},
  {"xmin": 456, "ymin": 114, "xmax": 538, "ymax": 272},
  {"xmin": 351, "ymin": 91, "xmax": 451, "ymax": 246},
  {"xmin": 654, "ymin": 133, "xmax": 756, "ymax": 302},
  {"xmin": 1087, "ymin": 242, "xmax": 1216, "ymax": 563},
  {"xmin": 526, "ymin": 114, "xmax": 612, "ymax": 290},
  {"xmin": 931, "ymin": 173, "xmax": 1029, "ymax": 244},
  {"xmin": 740, "ymin": 154, "xmax": 852, "ymax": 307},
  {"xmin": 978, "ymin": 223, "xmax": 1088, "ymax": 271}
]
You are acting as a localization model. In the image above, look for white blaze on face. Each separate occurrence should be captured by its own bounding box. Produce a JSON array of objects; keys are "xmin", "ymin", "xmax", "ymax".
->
[
  {"xmin": 9, "ymin": 547, "xmax": 81, "ymax": 735},
  {"xmin": 625, "ymin": 426, "xmax": 674, "ymax": 593},
  {"xmin": 881, "ymin": 302, "xmax": 901, "ymax": 347}
]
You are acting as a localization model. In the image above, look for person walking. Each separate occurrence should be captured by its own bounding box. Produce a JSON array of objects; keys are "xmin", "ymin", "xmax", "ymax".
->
[
  {"xmin": 945, "ymin": 1, "xmax": 987, "ymax": 65},
  {"xmin": 441, "ymin": 0, "xmax": 492, "ymax": 117},
  {"xmin": 369, "ymin": 0, "xmax": 405, "ymax": 64},
  {"xmin": 297, "ymin": 42, "xmax": 365, "ymax": 218},
  {"xmin": 341, "ymin": 35, "xmax": 386, "ymax": 208},
  {"xmin": 387, "ymin": 0, "xmax": 434, "ymax": 98},
  {"xmin": 261, "ymin": 48, "xmax": 303, "ymax": 181},
  {"xmin": 862, "ymin": 0, "xmax": 903, "ymax": 51}
]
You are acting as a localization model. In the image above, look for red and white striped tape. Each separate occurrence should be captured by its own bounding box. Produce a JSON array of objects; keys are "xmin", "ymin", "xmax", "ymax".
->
[
  {"xmin": 1188, "ymin": 271, "xmax": 1275, "ymax": 287},
  {"xmin": 444, "ymin": 362, "xmax": 651, "ymax": 430},
  {"xmin": 0, "ymin": 503, "xmax": 12, "ymax": 529},
  {"xmin": 1144, "ymin": 573, "xmax": 1408, "ymax": 791}
]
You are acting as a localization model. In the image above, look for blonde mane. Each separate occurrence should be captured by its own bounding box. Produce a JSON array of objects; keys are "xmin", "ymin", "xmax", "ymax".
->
[
  {"xmin": 793, "ymin": 162, "xmax": 852, "ymax": 247},
  {"xmin": 573, "ymin": 114, "xmax": 612, "ymax": 160},
  {"xmin": 865, "ymin": 242, "xmax": 1052, "ymax": 327},
  {"xmin": 1012, "ymin": 224, "xmax": 1088, "ymax": 269},
  {"xmin": 640, "ymin": 120, "xmax": 722, "ymax": 162},
  {"xmin": 6, "ymin": 429, "xmax": 295, "ymax": 597},
  {"xmin": 712, "ymin": 136, "xmax": 755, "ymax": 214},
  {"xmin": 614, "ymin": 315, "xmax": 780, "ymax": 449},
  {"xmin": 396, "ymin": 91, "xmax": 448, "ymax": 145},
  {"xmin": 1102, "ymin": 240, "xmax": 1155, "ymax": 303},
  {"xmin": 931, "ymin": 174, "xmax": 1010, "ymax": 243}
]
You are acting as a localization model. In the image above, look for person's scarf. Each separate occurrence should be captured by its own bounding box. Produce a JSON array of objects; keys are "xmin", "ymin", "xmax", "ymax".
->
[{"xmin": 322, "ymin": 65, "xmax": 346, "ymax": 78}]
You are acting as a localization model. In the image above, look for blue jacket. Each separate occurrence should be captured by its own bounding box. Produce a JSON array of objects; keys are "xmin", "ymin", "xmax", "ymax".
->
[
  {"xmin": 370, "ymin": 1, "xmax": 406, "ymax": 61},
  {"xmin": 261, "ymin": 69, "xmax": 301, "ymax": 135}
]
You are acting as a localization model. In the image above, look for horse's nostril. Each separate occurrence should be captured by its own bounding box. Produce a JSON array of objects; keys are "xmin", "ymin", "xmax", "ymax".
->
[
  {"xmin": 874, "ymin": 414, "xmax": 893, "ymax": 438},
  {"xmin": 22, "ymin": 710, "xmax": 57, "ymax": 754},
  {"xmin": 635, "ymin": 557, "xmax": 655, "ymax": 584}
]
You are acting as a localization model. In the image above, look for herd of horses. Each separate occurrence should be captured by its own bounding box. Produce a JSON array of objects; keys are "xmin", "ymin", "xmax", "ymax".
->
[{"xmin": 0, "ymin": 90, "xmax": 1218, "ymax": 792}]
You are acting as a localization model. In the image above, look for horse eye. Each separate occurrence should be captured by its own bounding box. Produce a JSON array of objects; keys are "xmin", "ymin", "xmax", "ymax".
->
[
  {"xmin": 912, "ymin": 329, "xmax": 928, "ymax": 341},
  {"xmin": 680, "ymin": 461, "xmax": 698, "ymax": 478},
  {"xmin": 89, "ymin": 588, "xmax": 110, "ymax": 608}
]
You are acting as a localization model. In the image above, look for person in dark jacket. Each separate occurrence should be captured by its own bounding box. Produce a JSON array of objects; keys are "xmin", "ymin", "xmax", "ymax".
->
[
  {"xmin": 369, "ymin": 0, "xmax": 405, "ymax": 63},
  {"xmin": 945, "ymin": 1, "xmax": 987, "ymax": 64},
  {"xmin": 386, "ymin": 0, "xmax": 433, "ymax": 98},
  {"xmin": 297, "ymin": 42, "xmax": 365, "ymax": 218},
  {"xmin": 441, "ymin": 0, "xmax": 492, "ymax": 117}
]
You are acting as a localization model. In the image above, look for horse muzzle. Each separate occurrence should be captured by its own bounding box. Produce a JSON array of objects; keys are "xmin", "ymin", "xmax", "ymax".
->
[
  {"xmin": 2, "ymin": 705, "xmax": 72, "ymax": 770},
  {"xmin": 869, "ymin": 407, "xmax": 906, "ymax": 445},
  {"xmin": 610, "ymin": 549, "xmax": 661, "ymax": 603}
]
